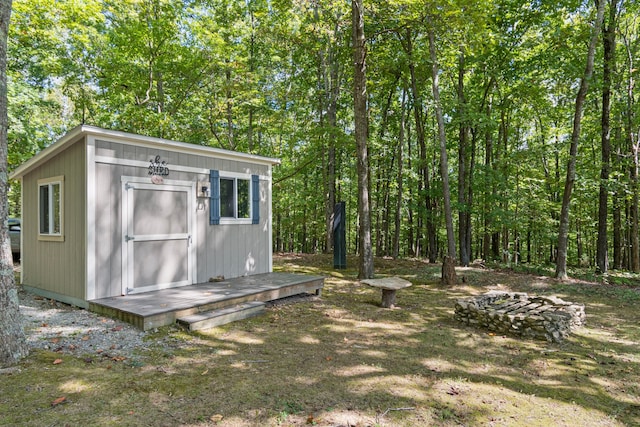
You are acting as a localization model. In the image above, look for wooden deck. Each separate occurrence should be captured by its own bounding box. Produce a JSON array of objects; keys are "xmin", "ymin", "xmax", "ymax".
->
[{"xmin": 88, "ymin": 272, "xmax": 324, "ymax": 330}]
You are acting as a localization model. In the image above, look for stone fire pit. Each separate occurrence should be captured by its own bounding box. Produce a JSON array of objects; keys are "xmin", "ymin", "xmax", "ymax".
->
[{"xmin": 454, "ymin": 291, "xmax": 585, "ymax": 343}]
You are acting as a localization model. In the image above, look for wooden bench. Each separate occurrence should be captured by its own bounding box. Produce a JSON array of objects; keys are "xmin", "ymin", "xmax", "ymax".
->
[{"xmin": 361, "ymin": 277, "xmax": 412, "ymax": 308}]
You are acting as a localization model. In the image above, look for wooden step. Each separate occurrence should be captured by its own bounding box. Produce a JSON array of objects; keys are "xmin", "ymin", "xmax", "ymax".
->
[{"xmin": 177, "ymin": 301, "xmax": 266, "ymax": 331}]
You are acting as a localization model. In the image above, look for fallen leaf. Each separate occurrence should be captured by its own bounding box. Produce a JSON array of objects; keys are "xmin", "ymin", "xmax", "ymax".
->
[
  {"xmin": 41, "ymin": 323, "xmax": 48, "ymax": 327},
  {"xmin": 325, "ymin": 356, "xmax": 332, "ymax": 361},
  {"xmin": 53, "ymin": 359, "xmax": 63, "ymax": 365},
  {"xmin": 50, "ymin": 337, "xmax": 60, "ymax": 344},
  {"xmin": 81, "ymin": 335, "xmax": 90, "ymax": 341},
  {"xmin": 111, "ymin": 326, "xmax": 123, "ymax": 332},
  {"xmin": 210, "ymin": 414, "xmax": 223, "ymax": 423},
  {"xmin": 201, "ymin": 369, "xmax": 209, "ymax": 375},
  {"xmin": 446, "ymin": 386, "xmax": 461, "ymax": 395},
  {"xmin": 51, "ymin": 396, "xmax": 67, "ymax": 407}
]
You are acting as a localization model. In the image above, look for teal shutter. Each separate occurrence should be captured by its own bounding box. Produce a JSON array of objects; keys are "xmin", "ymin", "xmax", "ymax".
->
[
  {"xmin": 252, "ymin": 175, "xmax": 259, "ymax": 224},
  {"xmin": 210, "ymin": 170, "xmax": 220, "ymax": 225}
]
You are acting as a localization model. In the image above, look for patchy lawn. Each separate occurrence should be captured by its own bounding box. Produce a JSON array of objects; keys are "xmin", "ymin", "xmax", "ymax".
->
[{"xmin": 2, "ymin": 254, "xmax": 639, "ymax": 426}]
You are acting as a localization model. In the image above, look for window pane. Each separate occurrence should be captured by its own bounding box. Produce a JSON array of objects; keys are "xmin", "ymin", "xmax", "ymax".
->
[
  {"xmin": 52, "ymin": 183, "xmax": 61, "ymax": 233},
  {"xmin": 220, "ymin": 178, "xmax": 235, "ymax": 217},
  {"xmin": 237, "ymin": 179, "xmax": 250, "ymax": 218},
  {"xmin": 39, "ymin": 185, "xmax": 49, "ymax": 234}
]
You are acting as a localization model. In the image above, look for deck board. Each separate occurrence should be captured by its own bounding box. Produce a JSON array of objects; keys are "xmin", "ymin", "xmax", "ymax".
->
[{"xmin": 88, "ymin": 272, "xmax": 324, "ymax": 330}]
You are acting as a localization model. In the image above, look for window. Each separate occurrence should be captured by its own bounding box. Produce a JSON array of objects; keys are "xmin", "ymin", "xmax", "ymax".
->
[
  {"xmin": 210, "ymin": 170, "xmax": 259, "ymax": 225},
  {"xmin": 38, "ymin": 176, "xmax": 64, "ymax": 240},
  {"xmin": 220, "ymin": 177, "xmax": 250, "ymax": 219}
]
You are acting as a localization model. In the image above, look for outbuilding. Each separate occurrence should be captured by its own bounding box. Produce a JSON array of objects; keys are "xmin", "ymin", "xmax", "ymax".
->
[{"xmin": 10, "ymin": 125, "xmax": 281, "ymax": 309}]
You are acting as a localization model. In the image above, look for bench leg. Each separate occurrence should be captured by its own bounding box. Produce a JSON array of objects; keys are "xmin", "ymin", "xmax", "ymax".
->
[{"xmin": 381, "ymin": 289, "xmax": 397, "ymax": 308}]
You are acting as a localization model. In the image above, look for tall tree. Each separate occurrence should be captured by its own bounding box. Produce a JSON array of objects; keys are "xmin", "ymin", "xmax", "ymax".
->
[
  {"xmin": 555, "ymin": 0, "xmax": 606, "ymax": 280},
  {"xmin": 0, "ymin": 0, "xmax": 28, "ymax": 367},
  {"xmin": 352, "ymin": 0, "xmax": 373, "ymax": 279},
  {"xmin": 596, "ymin": 0, "xmax": 620, "ymax": 274},
  {"xmin": 427, "ymin": 17, "xmax": 456, "ymax": 270}
]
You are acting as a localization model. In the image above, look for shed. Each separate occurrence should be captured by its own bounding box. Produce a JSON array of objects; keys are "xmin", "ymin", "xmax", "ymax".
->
[{"xmin": 10, "ymin": 125, "xmax": 280, "ymax": 309}]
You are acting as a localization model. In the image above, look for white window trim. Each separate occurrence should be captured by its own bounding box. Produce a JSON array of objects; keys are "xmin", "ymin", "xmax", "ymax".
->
[
  {"xmin": 37, "ymin": 175, "xmax": 65, "ymax": 242},
  {"xmin": 219, "ymin": 173, "xmax": 252, "ymax": 224}
]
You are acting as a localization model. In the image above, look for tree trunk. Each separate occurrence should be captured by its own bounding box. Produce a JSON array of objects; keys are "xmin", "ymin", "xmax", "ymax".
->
[
  {"xmin": 0, "ymin": 0, "xmax": 28, "ymax": 367},
  {"xmin": 622, "ymin": 26, "xmax": 640, "ymax": 272},
  {"xmin": 630, "ymin": 144, "xmax": 640, "ymax": 272},
  {"xmin": 352, "ymin": 0, "xmax": 373, "ymax": 279},
  {"xmin": 393, "ymin": 88, "xmax": 407, "ymax": 259},
  {"xmin": 427, "ymin": 19, "xmax": 456, "ymax": 284},
  {"xmin": 555, "ymin": 0, "xmax": 605, "ymax": 279},
  {"xmin": 427, "ymin": 21, "xmax": 456, "ymax": 260},
  {"xmin": 225, "ymin": 65, "xmax": 234, "ymax": 150},
  {"xmin": 457, "ymin": 50, "xmax": 471, "ymax": 267},
  {"xmin": 405, "ymin": 28, "xmax": 437, "ymax": 263},
  {"xmin": 596, "ymin": 0, "xmax": 618, "ymax": 274},
  {"xmin": 322, "ymin": 19, "xmax": 341, "ymax": 255},
  {"xmin": 613, "ymin": 176, "xmax": 622, "ymax": 269},
  {"xmin": 482, "ymin": 92, "xmax": 494, "ymax": 261},
  {"xmin": 441, "ymin": 256, "xmax": 457, "ymax": 286}
]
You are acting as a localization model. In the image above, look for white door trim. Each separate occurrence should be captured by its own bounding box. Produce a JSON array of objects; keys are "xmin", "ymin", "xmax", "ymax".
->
[{"xmin": 121, "ymin": 177, "xmax": 197, "ymax": 295}]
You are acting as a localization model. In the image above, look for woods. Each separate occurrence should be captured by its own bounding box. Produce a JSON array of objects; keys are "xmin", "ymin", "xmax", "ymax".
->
[{"xmin": 6, "ymin": 0, "xmax": 640, "ymax": 273}]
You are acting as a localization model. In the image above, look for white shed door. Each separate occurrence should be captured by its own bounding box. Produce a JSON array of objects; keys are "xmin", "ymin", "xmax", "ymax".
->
[{"xmin": 122, "ymin": 181, "xmax": 195, "ymax": 294}]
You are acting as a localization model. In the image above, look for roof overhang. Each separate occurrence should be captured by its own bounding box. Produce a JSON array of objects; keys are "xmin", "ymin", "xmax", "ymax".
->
[{"xmin": 9, "ymin": 125, "xmax": 281, "ymax": 180}]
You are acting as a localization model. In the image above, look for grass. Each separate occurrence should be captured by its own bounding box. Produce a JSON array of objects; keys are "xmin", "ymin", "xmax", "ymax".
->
[{"xmin": 2, "ymin": 253, "xmax": 639, "ymax": 426}]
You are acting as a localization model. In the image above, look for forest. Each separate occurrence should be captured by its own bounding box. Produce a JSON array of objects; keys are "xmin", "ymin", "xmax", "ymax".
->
[{"xmin": 7, "ymin": 0, "xmax": 640, "ymax": 276}]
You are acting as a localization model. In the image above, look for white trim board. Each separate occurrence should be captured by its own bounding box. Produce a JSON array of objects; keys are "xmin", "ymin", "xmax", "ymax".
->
[{"xmin": 98, "ymin": 155, "xmax": 272, "ymax": 181}]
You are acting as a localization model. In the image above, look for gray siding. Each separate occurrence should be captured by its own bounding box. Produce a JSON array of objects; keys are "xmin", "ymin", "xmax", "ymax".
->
[
  {"xmin": 94, "ymin": 163, "xmax": 122, "ymax": 298},
  {"xmin": 21, "ymin": 138, "xmax": 87, "ymax": 301},
  {"xmin": 195, "ymin": 179, "xmax": 271, "ymax": 281},
  {"xmin": 93, "ymin": 139, "xmax": 272, "ymax": 297}
]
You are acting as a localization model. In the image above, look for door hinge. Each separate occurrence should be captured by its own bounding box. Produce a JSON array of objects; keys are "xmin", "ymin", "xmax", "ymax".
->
[{"xmin": 125, "ymin": 235, "xmax": 135, "ymax": 242}]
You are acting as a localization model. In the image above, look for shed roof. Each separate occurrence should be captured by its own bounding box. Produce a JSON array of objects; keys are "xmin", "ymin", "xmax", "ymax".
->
[{"xmin": 10, "ymin": 125, "xmax": 281, "ymax": 180}]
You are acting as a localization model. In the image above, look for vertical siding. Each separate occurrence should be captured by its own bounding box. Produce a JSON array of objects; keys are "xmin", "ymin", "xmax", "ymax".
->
[
  {"xmin": 22, "ymin": 139, "xmax": 86, "ymax": 301},
  {"xmin": 93, "ymin": 139, "xmax": 273, "ymax": 297},
  {"xmin": 94, "ymin": 163, "xmax": 123, "ymax": 298}
]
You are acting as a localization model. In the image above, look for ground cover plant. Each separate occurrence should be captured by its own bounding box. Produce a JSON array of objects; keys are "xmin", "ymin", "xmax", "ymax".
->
[{"xmin": 1, "ymin": 254, "xmax": 639, "ymax": 426}]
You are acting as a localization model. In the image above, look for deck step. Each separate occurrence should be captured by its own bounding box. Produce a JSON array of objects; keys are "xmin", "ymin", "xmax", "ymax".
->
[{"xmin": 176, "ymin": 301, "xmax": 266, "ymax": 331}]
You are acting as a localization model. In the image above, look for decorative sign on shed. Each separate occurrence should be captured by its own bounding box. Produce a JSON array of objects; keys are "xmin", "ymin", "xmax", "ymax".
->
[{"xmin": 149, "ymin": 155, "xmax": 170, "ymax": 184}]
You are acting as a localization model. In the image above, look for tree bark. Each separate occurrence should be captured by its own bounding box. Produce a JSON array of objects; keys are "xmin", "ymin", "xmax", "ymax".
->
[
  {"xmin": 427, "ymin": 18, "xmax": 456, "ymax": 284},
  {"xmin": 0, "ymin": 0, "xmax": 28, "ymax": 367},
  {"xmin": 457, "ymin": 50, "xmax": 471, "ymax": 267},
  {"xmin": 320, "ymin": 13, "xmax": 341, "ymax": 255},
  {"xmin": 441, "ymin": 256, "xmax": 457, "ymax": 286},
  {"xmin": 555, "ymin": 0, "xmax": 605, "ymax": 280},
  {"xmin": 427, "ymin": 20, "xmax": 456, "ymax": 261},
  {"xmin": 622, "ymin": 27, "xmax": 640, "ymax": 272},
  {"xmin": 225, "ymin": 64, "xmax": 234, "ymax": 150},
  {"xmin": 352, "ymin": 0, "xmax": 373, "ymax": 279},
  {"xmin": 404, "ymin": 28, "xmax": 437, "ymax": 263},
  {"xmin": 393, "ymin": 87, "xmax": 407, "ymax": 259},
  {"xmin": 596, "ymin": 0, "xmax": 618, "ymax": 274}
]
